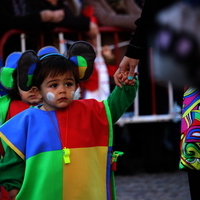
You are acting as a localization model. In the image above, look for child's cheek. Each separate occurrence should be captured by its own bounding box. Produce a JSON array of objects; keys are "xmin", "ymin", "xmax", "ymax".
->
[{"xmin": 46, "ymin": 92, "xmax": 55, "ymax": 101}]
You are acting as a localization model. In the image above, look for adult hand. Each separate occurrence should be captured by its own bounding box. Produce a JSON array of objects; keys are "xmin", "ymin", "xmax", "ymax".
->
[
  {"xmin": 40, "ymin": 9, "xmax": 64, "ymax": 23},
  {"xmin": 40, "ymin": 10, "xmax": 54, "ymax": 22},
  {"xmin": 51, "ymin": 9, "xmax": 65, "ymax": 23},
  {"xmin": 114, "ymin": 56, "xmax": 139, "ymax": 87}
]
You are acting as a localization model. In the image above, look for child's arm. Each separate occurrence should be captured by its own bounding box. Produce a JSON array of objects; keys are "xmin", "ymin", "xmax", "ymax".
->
[
  {"xmin": 0, "ymin": 140, "xmax": 24, "ymax": 193},
  {"xmin": 107, "ymin": 78, "xmax": 139, "ymax": 124}
]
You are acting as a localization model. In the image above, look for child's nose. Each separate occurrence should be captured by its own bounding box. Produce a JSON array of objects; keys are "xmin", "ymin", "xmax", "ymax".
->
[{"xmin": 59, "ymin": 85, "xmax": 66, "ymax": 93}]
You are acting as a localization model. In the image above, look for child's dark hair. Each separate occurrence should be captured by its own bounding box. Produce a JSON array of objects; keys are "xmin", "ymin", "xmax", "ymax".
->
[{"xmin": 33, "ymin": 55, "xmax": 79, "ymax": 89}]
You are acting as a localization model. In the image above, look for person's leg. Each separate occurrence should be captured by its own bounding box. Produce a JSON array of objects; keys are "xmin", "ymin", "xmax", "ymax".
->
[{"xmin": 188, "ymin": 171, "xmax": 200, "ymax": 200}]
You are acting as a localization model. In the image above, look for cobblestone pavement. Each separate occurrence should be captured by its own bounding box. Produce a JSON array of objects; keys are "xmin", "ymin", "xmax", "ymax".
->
[{"xmin": 115, "ymin": 170, "xmax": 190, "ymax": 200}]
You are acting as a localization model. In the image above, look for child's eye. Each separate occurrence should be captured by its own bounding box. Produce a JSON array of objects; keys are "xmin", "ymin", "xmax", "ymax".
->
[
  {"xmin": 50, "ymin": 83, "xmax": 58, "ymax": 88},
  {"xmin": 65, "ymin": 83, "xmax": 73, "ymax": 87}
]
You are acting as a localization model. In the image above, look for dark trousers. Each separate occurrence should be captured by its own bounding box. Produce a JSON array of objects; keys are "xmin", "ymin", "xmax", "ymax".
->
[{"xmin": 188, "ymin": 171, "xmax": 200, "ymax": 200}]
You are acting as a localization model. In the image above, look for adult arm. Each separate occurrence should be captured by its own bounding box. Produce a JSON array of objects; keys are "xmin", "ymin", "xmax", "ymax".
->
[{"xmin": 114, "ymin": 0, "xmax": 177, "ymax": 86}]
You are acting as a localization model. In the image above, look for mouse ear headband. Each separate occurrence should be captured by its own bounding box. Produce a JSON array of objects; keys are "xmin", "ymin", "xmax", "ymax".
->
[
  {"xmin": 17, "ymin": 41, "xmax": 96, "ymax": 91},
  {"xmin": 0, "ymin": 45, "xmax": 59, "ymax": 90},
  {"xmin": 17, "ymin": 46, "xmax": 60, "ymax": 91},
  {"xmin": 66, "ymin": 41, "xmax": 96, "ymax": 81}
]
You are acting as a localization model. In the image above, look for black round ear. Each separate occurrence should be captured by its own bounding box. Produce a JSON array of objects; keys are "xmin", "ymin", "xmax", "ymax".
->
[
  {"xmin": 17, "ymin": 50, "xmax": 39, "ymax": 91},
  {"xmin": 66, "ymin": 41, "xmax": 96, "ymax": 81}
]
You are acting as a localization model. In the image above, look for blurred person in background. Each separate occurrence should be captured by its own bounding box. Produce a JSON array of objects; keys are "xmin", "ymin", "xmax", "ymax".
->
[
  {"xmin": 82, "ymin": 0, "xmax": 142, "ymax": 31},
  {"xmin": 28, "ymin": 0, "xmax": 99, "ymax": 47},
  {"xmin": 0, "ymin": 0, "xmax": 66, "ymax": 61},
  {"xmin": 114, "ymin": 0, "xmax": 200, "ymax": 199},
  {"xmin": 0, "ymin": 0, "xmax": 99, "ymax": 62}
]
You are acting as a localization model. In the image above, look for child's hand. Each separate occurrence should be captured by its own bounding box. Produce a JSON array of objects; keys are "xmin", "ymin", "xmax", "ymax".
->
[{"xmin": 115, "ymin": 69, "xmax": 138, "ymax": 86}]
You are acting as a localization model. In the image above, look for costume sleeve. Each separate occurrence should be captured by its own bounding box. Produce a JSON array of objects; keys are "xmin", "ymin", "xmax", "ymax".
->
[
  {"xmin": 107, "ymin": 79, "xmax": 139, "ymax": 124},
  {"xmin": 0, "ymin": 95, "xmax": 11, "ymax": 124},
  {"xmin": 0, "ymin": 140, "xmax": 25, "ymax": 191}
]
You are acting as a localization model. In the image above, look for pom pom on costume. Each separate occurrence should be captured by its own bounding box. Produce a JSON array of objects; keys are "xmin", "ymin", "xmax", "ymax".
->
[
  {"xmin": 0, "ymin": 52, "xmax": 22, "ymax": 89},
  {"xmin": 37, "ymin": 46, "xmax": 59, "ymax": 57}
]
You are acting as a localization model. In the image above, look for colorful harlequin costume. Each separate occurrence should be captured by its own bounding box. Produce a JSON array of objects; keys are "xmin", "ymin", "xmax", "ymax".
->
[
  {"xmin": 0, "ymin": 41, "xmax": 139, "ymax": 200},
  {"xmin": 180, "ymin": 87, "xmax": 200, "ymax": 170},
  {"xmin": 0, "ymin": 83, "xmax": 138, "ymax": 200}
]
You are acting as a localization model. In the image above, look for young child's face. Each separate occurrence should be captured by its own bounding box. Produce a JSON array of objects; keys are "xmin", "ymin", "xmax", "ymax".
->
[
  {"xmin": 40, "ymin": 72, "xmax": 78, "ymax": 111},
  {"xmin": 18, "ymin": 86, "xmax": 42, "ymax": 105}
]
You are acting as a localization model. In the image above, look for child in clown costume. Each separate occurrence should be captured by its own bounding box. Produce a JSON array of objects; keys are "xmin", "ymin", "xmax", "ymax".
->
[
  {"xmin": 0, "ymin": 52, "xmax": 42, "ymax": 200},
  {"xmin": 0, "ymin": 52, "xmax": 42, "ymax": 125},
  {"xmin": 0, "ymin": 41, "xmax": 138, "ymax": 200},
  {"xmin": 0, "ymin": 46, "xmax": 58, "ymax": 200}
]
